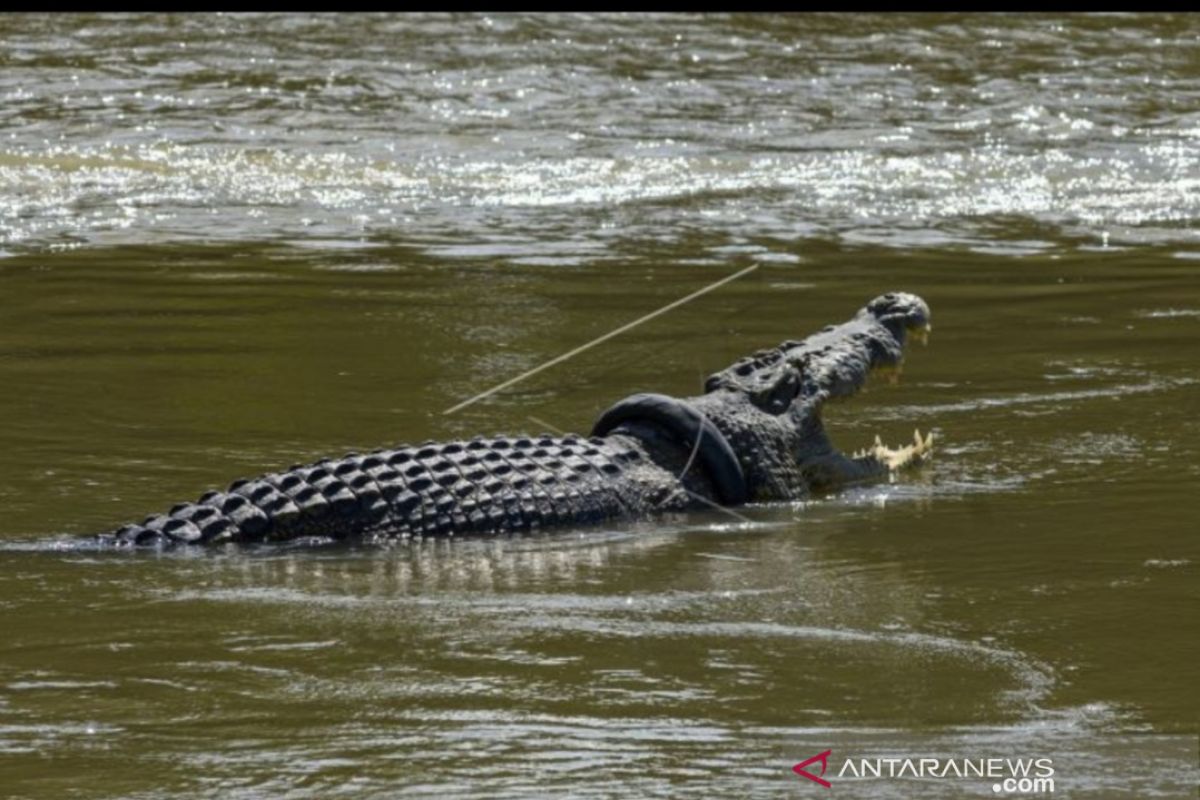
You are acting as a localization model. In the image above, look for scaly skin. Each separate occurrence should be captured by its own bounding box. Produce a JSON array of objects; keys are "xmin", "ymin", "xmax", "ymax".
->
[{"xmin": 100, "ymin": 292, "xmax": 933, "ymax": 547}]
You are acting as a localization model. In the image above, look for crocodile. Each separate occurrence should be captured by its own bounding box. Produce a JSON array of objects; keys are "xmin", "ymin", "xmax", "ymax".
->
[{"xmin": 101, "ymin": 292, "xmax": 934, "ymax": 547}]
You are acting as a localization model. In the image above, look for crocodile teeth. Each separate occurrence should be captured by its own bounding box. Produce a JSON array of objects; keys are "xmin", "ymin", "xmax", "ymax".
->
[{"xmin": 863, "ymin": 429, "xmax": 935, "ymax": 470}]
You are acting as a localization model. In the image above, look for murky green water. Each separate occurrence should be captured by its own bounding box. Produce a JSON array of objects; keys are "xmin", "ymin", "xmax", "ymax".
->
[{"xmin": 2, "ymin": 13, "xmax": 1198, "ymax": 799}]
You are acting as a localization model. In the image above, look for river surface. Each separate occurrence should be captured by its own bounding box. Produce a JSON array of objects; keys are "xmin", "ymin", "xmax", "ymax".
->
[{"xmin": 1, "ymin": 13, "xmax": 1198, "ymax": 799}]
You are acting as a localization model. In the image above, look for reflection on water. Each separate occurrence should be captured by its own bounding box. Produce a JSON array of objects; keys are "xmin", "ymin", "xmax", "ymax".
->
[
  {"xmin": 1, "ymin": 12, "xmax": 1198, "ymax": 800},
  {"xmin": 2, "ymin": 247, "xmax": 1198, "ymax": 799}
]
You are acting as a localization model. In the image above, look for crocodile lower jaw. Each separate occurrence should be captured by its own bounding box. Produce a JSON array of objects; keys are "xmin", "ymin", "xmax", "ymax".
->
[{"xmin": 853, "ymin": 429, "xmax": 936, "ymax": 471}]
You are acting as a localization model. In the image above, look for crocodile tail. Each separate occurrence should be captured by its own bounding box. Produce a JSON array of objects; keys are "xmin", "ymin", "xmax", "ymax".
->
[{"xmin": 102, "ymin": 455, "xmax": 403, "ymax": 546}]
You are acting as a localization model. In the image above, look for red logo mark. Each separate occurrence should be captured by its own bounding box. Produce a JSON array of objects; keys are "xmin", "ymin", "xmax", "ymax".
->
[{"xmin": 793, "ymin": 750, "xmax": 833, "ymax": 788}]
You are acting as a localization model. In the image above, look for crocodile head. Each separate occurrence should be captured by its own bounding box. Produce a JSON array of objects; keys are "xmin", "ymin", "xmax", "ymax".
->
[
  {"xmin": 595, "ymin": 292, "xmax": 934, "ymax": 504},
  {"xmin": 706, "ymin": 290, "xmax": 934, "ymax": 499}
]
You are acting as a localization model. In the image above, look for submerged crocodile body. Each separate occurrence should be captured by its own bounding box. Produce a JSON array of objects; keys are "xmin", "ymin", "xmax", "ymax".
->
[{"xmin": 102, "ymin": 292, "xmax": 933, "ymax": 547}]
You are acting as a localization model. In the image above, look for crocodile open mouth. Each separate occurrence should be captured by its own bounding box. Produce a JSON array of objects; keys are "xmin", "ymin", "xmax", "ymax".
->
[
  {"xmin": 850, "ymin": 322, "xmax": 934, "ymax": 472},
  {"xmin": 787, "ymin": 306, "xmax": 935, "ymax": 492}
]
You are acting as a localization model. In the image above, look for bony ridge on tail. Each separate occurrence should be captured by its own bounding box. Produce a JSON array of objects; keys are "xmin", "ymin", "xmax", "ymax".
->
[{"xmin": 102, "ymin": 292, "xmax": 934, "ymax": 547}]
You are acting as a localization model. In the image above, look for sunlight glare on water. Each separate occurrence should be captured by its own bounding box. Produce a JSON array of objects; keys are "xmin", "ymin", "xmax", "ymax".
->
[{"xmin": 2, "ymin": 14, "xmax": 1199, "ymax": 256}]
